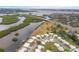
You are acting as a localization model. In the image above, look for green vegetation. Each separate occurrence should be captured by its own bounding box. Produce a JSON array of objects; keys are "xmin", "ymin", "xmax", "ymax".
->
[
  {"xmin": 12, "ymin": 38, "xmax": 18, "ymax": 42},
  {"xmin": 0, "ymin": 15, "xmax": 19, "ymax": 24},
  {"xmin": 0, "ymin": 48, "xmax": 4, "ymax": 52},
  {"xmin": 15, "ymin": 33, "xmax": 19, "ymax": 36},
  {"xmin": 51, "ymin": 24, "xmax": 79, "ymax": 48},
  {"xmin": 61, "ymin": 31, "xmax": 79, "ymax": 48},
  {"xmin": 43, "ymin": 42, "xmax": 59, "ymax": 52},
  {"xmin": 0, "ymin": 15, "xmax": 43, "ymax": 38},
  {"xmin": 24, "ymin": 15, "xmax": 43, "ymax": 22}
]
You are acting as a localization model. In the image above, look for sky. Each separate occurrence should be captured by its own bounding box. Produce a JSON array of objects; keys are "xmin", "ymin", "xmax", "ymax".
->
[{"xmin": 0, "ymin": 0, "xmax": 79, "ymax": 9}]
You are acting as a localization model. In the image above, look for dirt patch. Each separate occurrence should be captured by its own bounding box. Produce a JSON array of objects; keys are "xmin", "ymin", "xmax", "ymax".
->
[{"xmin": 32, "ymin": 21, "xmax": 53, "ymax": 36}]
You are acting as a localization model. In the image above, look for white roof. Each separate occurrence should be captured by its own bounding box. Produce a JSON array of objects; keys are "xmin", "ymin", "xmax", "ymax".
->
[
  {"xmin": 35, "ymin": 49, "xmax": 41, "ymax": 52},
  {"xmin": 23, "ymin": 43, "xmax": 30, "ymax": 47},
  {"xmin": 50, "ymin": 39, "xmax": 53, "ymax": 41},
  {"xmin": 31, "ymin": 36, "xmax": 37, "ymax": 39},
  {"xmin": 63, "ymin": 41, "xmax": 69, "ymax": 45},
  {"xmin": 36, "ymin": 35, "xmax": 41, "ymax": 38},
  {"xmin": 18, "ymin": 47, "xmax": 27, "ymax": 52},
  {"xmin": 46, "ymin": 50, "xmax": 51, "ymax": 52},
  {"xmin": 49, "ymin": 33, "xmax": 54, "ymax": 35},
  {"xmin": 74, "ymin": 48, "xmax": 79, "ymax": 52},
  {"xmin": 58, "ymin": 38, "xmax": 62, "ymax": 41},
  {"xmin": 38, "ymin": 45, "xmax": 44, "ymax": 49},
  {"xmin": 61, "ymin": 39, "xmax": 66, "ymax": 42},
  {"xmin": 69, "ymin": 45, "xmax": 76, "ymax": 49},
  {"xmin": 54, "ymin": 43, "xmax": 60, "ymax": 47},
  {"xmin": 58, "ymin": 47, "xmax": 64, "ymax": 51},
  {"xmin": 44, "ymin": 40, "xmax": 49, "ymax": 42},
  {"xmin": 41, "ymin": 41, "xmax": 46, "ymax": 45},
  {"xmin": 58, "ymin": 37, "xmax": 62, "ymax": 40},
  {"xmin": 41, "ymin": 35, "xmax": 44, "ymax": 37},
  {"xmin": 27, "ymin": 39, "xmax": 34, "ymax": 43},
  {"xmin": 54, "ymin": 34, "xmax": 58, "ymax": 37},
  {"xmin": 44, "ymin": 34, "xmax": 49, "ymax": 36}
]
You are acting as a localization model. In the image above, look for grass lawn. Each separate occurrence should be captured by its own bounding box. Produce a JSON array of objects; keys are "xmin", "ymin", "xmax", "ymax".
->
[
  {"xmin": 0, "ymin": 48, "xmax": 4, "ymax": 52},
  {"xmin": 42, "ymin": 42, "xmax": 59, "ymax": 52},
  {"xmin": 0, "ymin": 15, "xmax": 19, "ymax": 24}
]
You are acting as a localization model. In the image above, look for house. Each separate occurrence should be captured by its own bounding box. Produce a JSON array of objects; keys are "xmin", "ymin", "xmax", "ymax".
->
[
  {"xmin": 72, "ymin": 48, "xmax": 79, "ymax": 52},
  {"xmin": 27, "ymin": 39, "xmax": 34, "ymax": 43},
  {"xmin": 23, "ymin": 43, "xmax": 30, "ymax": 48},
  {"xmin": 69, "ymin": 45, "xmax": 76, "ymax": 49},
  {"xmin": 54, "ymin": 43, "xmax": 60, "ymax": 47},
  {"xmin": 36, "ymin": 35, "xmax": 41, "ymax": 39},
  {"xmin": 35, "ymin": 49, "xmax": 41, "ymax": 52},
  {"xmin": 41, "ymin": 41, "xmax": 46, "ymax": 45},
  {"xmin": 18, "ymin": 47, "xmax": 27, "ymax": 52},
  {"xmin": 41, "ymin": 35, "xmax": 45, "ymax": 38},
  {"xmin": 31, "ymin": 36, "xmax": 37, "ymax": 40},
  {"xmin": 46, "ymin": 50, "xmax": 51, "ymax": 52},
  {"xmin": 44, "ymin": 34, "xmax": 49, "ymax": 37},
  {"xmin": 38, "ymin": 45, "xmax": 44, "ymax": 49},
  {"xmin": 63, "ymin": 41, "xmax": 69, "ymax": 45},
  {"xmin": 58, "ymin": 47, "xmax": 64, "ymax": 52},
  {"xmin": 50, "ymin": 39, "xmax": 53, "ymax": 41}
]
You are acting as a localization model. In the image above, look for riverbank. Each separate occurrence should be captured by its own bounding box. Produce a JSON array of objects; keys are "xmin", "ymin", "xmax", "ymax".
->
[
  {"xmin": 32, "ymin": 21, "xmax": 53, "ymax": 36},
  {"xmin": 0, "ymin": 15, "xmax": 43, "ymax": 38}
]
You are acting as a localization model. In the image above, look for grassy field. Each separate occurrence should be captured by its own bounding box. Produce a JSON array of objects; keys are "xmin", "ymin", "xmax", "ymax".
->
[
  {"xmin": 0, "ymin": 15, "xmax": 19, "ymax": 24},
  {"xmin": 41, "ymin": 42, "xmax": 59, "ymax": 52},
  {"xmin": 0, "ymin": 15, "xmax": 43, "ymax": 38}
]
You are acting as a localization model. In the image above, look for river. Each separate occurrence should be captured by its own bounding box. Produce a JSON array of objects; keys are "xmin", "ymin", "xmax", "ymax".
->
[{"xmin": 2, "ymin": 22, "xmax": 43, "ymax": 52}]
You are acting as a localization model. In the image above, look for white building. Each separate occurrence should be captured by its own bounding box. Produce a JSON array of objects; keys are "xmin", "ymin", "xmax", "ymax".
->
[
  {"xmin": 18, "ymin": 47, "xmax": 27, "ymax": 52},
  {"xmin": 54, "ymin": 43, "xmax": 60, "ymax": 47},
  {"xmin": 50, "ymin": 39, "xmax": 53, "ymax": 41},
  {"xmin": 35, "ymin": 49, "xmax": 41, "ymax": 52},
  {"xmin": 41, "ymin": 41, "xmax": 46, "ymax": 45},
  {"xmin": 41, "ymin": 35, "xmax": 44, "ymax": 37},
  {"xmin": 58, "ymin": 47, "xmax": 64, "ymax": 52},
  {"xmin": 27, "ymin": 39, "xmax": 34, "ymax": 43},
  {"xmin": 38, "ymin": 45, "xmax": 44, "ymax": 49},
  {"xmin": 46, "ymin": 50, "xmax": 51, "ymax": 52},
  {"xmin": 31, "ymin": 36, "xmax": 37, "ymax": 39},
  {"xmin": 23, "ymin": 43, "xmax": 30, "ymax": 48},
  {"xmin": 36, "ymin": 35, "xmax": 41, "ymax": 38},
  {"xmin": 69, "ymin": 45, "xmax": 76, "ymax": 49},
  {"xmin": 44, "ymin": 34, "xmax": 49, "ymax": 37},
  {"xmin": 72, "ymin": 48, "xmax": 79, "ymax": 52}
]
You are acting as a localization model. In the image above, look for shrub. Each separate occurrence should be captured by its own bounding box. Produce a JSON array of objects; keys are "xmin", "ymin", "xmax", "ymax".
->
[
  {"xmin": 0, "ymin": 48, "xmax": 4, "ymax": 52},
  {"xmin": 15, "ymin": 33, "xmax": 19, "ymax": 36},
  {"xmin": 12, "ymin": 38, "xmax": 18, "ymax": 42}
]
